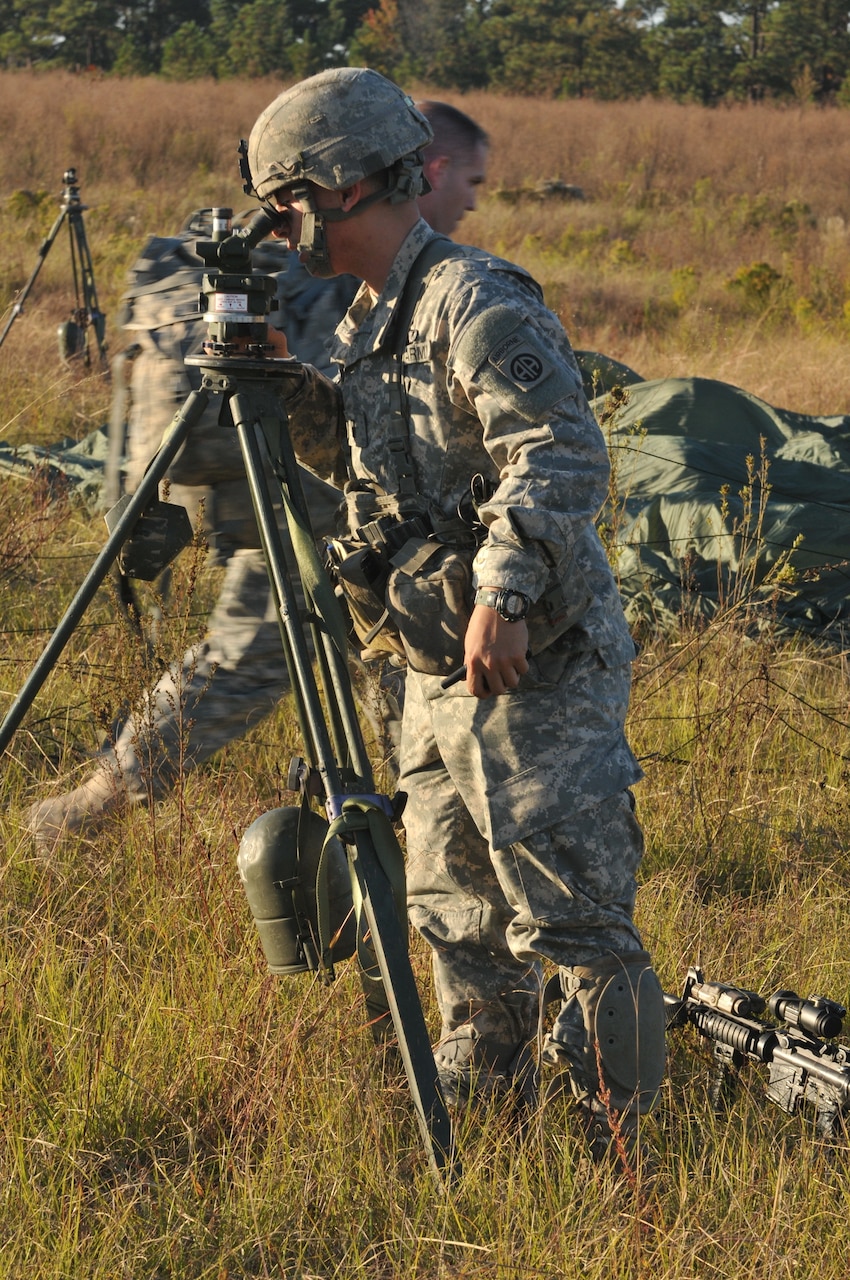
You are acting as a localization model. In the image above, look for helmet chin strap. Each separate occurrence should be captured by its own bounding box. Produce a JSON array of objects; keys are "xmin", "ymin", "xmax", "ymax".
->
[
  {"xmin": 297, "ymin": 210, "xmax": 335, "ymax": 278},
  {"xmin": 295, "ymin": 179, "xmax": 405, "ymax": 277}
]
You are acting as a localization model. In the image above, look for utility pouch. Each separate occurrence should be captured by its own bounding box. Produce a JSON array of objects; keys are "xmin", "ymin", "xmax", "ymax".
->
[
  {"xmin": 327, "ymin": 480, "xmax": 436, "ymax": 661},
  {"xmin": 385, "ymin": 539, "xmax": 474, "ymax": 676},
  {"xmin": 325, "ymin": 537, "xmax": 406, "ymax": 660}
]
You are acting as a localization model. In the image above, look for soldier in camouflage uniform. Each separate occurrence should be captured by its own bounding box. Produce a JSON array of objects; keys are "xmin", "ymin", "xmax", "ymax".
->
[{"xmin": 244, "ymin": 67, "xmax": 666, "ymax": 1155}]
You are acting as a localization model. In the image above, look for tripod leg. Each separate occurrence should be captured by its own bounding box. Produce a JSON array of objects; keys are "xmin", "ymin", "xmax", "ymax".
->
[
  {"xmin": 234, "ymin": 413, "xmax": 345, "ymax": 798},
  {"xmin": 229, "ymin": 384, "xmax": 375, "ymax": 785},
  {"xmin": 349, "ymin": 821, "xmax": 458, "ymax": 1183},
  {"xmin": 67, "ymin": 207, "xmax": 108, "ymax": 369},
  {"xmin": 0, "ymin": 389, "xmax": 210, "ymax": 755},
  {"xmin": 227, "ymin": 383, "xmax": 458, "ymax": 1184},
  {"xmin": 0, "ymin": 205, "xmax": 69, "ymax": 352}
]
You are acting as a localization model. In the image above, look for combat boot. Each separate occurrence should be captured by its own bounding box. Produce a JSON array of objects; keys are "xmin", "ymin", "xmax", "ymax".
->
[{"xmin": 26, "ymin": 766, "xmax": 129, "ymax": 851}]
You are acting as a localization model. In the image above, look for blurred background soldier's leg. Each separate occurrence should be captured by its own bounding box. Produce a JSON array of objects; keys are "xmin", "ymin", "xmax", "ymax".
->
[{"xmin": 25, "ymin": 221, "xmax": 367, "ymax": 848}]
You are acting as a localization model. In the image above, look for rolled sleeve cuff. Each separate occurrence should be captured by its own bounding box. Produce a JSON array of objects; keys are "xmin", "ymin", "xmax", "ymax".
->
[{"xmin": 472, "ymin": 542, "xmax": 549, "ymax": 599}]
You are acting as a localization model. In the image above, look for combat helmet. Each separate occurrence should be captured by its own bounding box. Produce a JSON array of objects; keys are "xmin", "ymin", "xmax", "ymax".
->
[{"xmin": 241, "ymin": 67, "xmax": 433, "ymax": 276}]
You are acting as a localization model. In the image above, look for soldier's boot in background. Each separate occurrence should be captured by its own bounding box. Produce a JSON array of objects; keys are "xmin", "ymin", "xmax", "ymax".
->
[
  {"xmin": 435, "ymin": 1023, "xmax": 538, "ymax": 1117},
  {"xmin": 542, "ymin": 950, "xmax": 667, "ymax": 1169},
  {"xmin": 26, "ymin": 765, "xmax": 129, "ymax": 851}
]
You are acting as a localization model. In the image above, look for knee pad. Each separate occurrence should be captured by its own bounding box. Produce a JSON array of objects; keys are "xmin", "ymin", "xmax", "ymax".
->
[{"xmin": 562, "ymin": 951, "xmax": 667, "ymax": 1115}]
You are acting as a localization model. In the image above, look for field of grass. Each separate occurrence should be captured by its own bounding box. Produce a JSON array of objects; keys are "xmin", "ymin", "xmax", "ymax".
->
[{"xmin": 2, "ymin": 71, "xmax": 850, "ymax": 1277}]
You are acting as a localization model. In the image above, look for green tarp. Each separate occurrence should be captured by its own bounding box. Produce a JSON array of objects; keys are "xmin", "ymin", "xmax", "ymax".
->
[
  {"xmin": 596, "ymin": 376, "xmax": 850, "ymax": 639},
  {"xmin": 0, "ymin": 424, "xmax": 111, "ymax": 515}
]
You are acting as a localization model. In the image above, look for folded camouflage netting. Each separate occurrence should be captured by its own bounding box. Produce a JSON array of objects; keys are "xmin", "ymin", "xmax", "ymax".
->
[{"xmin": 0, "ymin": 424, "xmax": 111, "ymax": 515}]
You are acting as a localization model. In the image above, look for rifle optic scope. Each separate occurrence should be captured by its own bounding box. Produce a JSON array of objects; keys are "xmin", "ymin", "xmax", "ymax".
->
[
  {"xmin": 768, "ymin": 990, "xmax": 846, "ymax": 1040},
  {"xmin": 689, "ymin": 977, "xmax": 765, "ymax": 1019}
]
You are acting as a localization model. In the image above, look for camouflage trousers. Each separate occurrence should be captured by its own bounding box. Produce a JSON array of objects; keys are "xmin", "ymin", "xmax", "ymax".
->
[
  {"xmin": 402, "ymin": 647, "xmax": 649, "ymax": 1080},
  {"xmin": 102, "ymin": 548, "xmax": 292, "ymax": 801}
]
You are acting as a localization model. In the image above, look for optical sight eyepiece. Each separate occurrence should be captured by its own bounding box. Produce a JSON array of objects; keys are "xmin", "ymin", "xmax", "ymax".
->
[{"xmin": 768, "ymin": 990, "xmax": 846, "ymax": 1040}]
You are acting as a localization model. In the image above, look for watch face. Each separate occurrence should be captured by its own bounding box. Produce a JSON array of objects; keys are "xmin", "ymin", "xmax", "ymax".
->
[{"xmin": 501, "ymin": 590, "xmax": 528, "ymax": 620}]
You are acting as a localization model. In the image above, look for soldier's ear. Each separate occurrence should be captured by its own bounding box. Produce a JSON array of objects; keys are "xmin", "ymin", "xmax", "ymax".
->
[
  {"xmin": 339, "ymin": 182, "xmax": 364, "ymax": 212},
  {"xmin": 423, "ymin": 154, "xmax": 451, "ymax": 192}
]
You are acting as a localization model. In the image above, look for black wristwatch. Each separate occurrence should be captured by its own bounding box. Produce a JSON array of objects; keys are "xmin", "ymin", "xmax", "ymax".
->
[{"xmin": 474, "ymin": 586, "xmax": 531, "ymax": 622}]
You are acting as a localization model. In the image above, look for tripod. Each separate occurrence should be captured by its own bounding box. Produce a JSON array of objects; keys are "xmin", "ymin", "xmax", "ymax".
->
[
  {"xmin": 0, "ymin": 168, "xmax": 108, "ymax": 369},
  {"xmin": 0, "ymin": 210, "xmax": 457, "ymax": 1186}
]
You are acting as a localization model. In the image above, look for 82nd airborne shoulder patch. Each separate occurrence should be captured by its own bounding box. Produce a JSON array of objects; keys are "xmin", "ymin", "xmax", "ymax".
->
[
  {"xmin": 488, "ymin": 328, "xmax": 555, "ymax": 392},
  {"xmin": 453, "ymin": 302, "xmax": 579, "ymax": 421}
]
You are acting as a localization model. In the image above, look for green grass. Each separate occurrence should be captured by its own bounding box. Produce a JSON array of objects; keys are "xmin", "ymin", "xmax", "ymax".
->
[{"xmin": 4, "ymin": 400, "xmax": 850, "ymax": 1280}]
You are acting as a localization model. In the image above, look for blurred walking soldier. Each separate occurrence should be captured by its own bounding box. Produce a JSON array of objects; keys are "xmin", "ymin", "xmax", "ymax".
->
[
  {"xmin": 245, "ymin": 67, "xmax": 666, "ymax": 1156},
  {"xmin": 27, "ymin": 222, "xmax": 356, "ymax": 845},
  {"xmin": 27, "ymin": 100, "xmax": 490, "ymax": 849}
]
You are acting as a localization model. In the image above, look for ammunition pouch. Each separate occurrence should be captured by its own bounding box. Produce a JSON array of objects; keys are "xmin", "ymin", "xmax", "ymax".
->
[
  {"xmin": 326, "ymin": 538, "xmax": 403, "ymax": 660},
  {"xmin": 328, "ymin": 525, "xmax": 593, "ymax": 676},
  {"xmin": 326, "ymin": 508, "xmax": 433, "ymax": 661},
  {"xmin": 385, "ymin": 539, "xmax": 474, "ymax": 676},
  {"xmin": 325, "ymin": 476, "xmax": 485, "ymax": 670}
]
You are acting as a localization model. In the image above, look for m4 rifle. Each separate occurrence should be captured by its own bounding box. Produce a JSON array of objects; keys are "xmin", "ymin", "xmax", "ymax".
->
[{"xmin": 664, "ymin": 966, "xmax": 850, "ymax": 1137}]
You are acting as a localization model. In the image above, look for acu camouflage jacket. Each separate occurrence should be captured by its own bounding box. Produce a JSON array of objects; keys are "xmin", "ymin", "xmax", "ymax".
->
[{"xmin": 284, "ymin": 218, "xmax": 634, "ymax": 663}]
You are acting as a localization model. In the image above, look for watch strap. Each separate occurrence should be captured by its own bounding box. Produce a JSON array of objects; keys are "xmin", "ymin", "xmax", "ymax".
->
[
  {"xmin": 474, "ymin": 586, "xmax": 531, "ymax": 621},
  {"xmin": 474, "ymin": 587, "xmax": 502, "ymax": 612}
]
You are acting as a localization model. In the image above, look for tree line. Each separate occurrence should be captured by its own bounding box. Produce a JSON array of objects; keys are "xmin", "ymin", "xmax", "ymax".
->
[{"xmin": 2, "ymin": 1, "xmax": 850, "ymax": 107}]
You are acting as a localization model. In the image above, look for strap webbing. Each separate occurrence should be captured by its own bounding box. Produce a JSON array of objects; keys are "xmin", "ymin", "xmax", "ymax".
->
[
  {"xmin": 317, "ymin": 797, "xmax": 407, "ymax": 980},
  {"xmin": 383, "ymin": 235, "xmax": 462, "ymax": 498}
]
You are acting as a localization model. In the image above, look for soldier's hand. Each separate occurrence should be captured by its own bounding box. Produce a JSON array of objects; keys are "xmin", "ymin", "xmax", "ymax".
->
[
  {"xmin": 463, "ymin": 608, "xmax": 529, "ymax": 699},
  {"xmin": 266, "ymin": 327, "xmax": 291, "ymax": 357},
  {"xmin": 227, "ymin": 328, "xmax": 291, "ymax": 357}
]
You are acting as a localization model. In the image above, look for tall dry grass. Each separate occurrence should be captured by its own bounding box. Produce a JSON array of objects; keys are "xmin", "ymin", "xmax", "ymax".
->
[
  {"xmin": 3, "ymin": 72, "xmax": 850, "ymax": 423},
  {"xmin": 3, "ymin": 71, "xmax": 850, "ymax": 1278},
  {"xmin": 7, "ymin": 74, "xmax": 849, "ymax": 210}
]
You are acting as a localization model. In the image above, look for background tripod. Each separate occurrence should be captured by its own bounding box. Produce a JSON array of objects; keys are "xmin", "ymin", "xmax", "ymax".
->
[
  {"xmin": 0, "ymin": 167, "xmax": 108, "ymax": 370},
  {"xmin": 0, "ymin": 209, "xmax": 457, "ymax": 1186}
]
